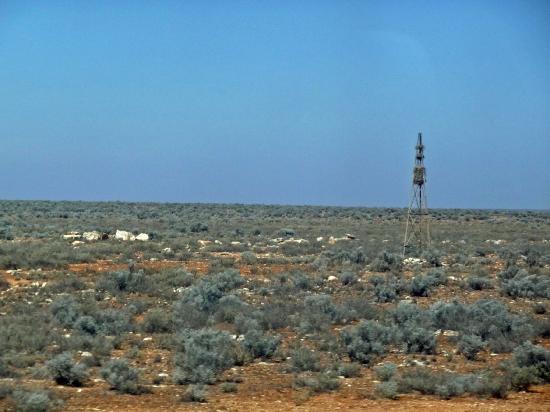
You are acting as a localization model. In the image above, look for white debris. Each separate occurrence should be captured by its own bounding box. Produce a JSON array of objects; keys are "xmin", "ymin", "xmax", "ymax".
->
[
  {"xmin": 403, "ymin": 257, "xmax": 424, "ymax": 265},
  {"xmin": 72, "ymin": 241, "xmax": 85, "ymax": 246},
  {"xmin": 136, "ymin": 233, "xmax": 149, "ymax": 241},
  {"xmin": 80, "ymin": 351, "xmax": 93, "ymax": 358},
  {"xmin": 327, "ymin": 275, "xmax": 338, "ymax": 282},
  {"xmin": 115, "ymin": 230, "xmax": 135, "ymax": 241},
  {"xmin": 63, "ymin": 232, "xmax": 81, "ymax": 240},
  {"xmin": 197, "ymin": 240, "xmax": 211, "ymax": 248},
  {"xmin": 143, "ymin": 337, "xmax": 153, "ymax": 342},
  {"xmin": 316, "ymin": 236, "xmax": 324, "ymax": 242},
  {"xmin": 328, "ymin": 236, "xmax": 351, "ymax": 245},
  {"xmin": 214, "ymin": 240, "xmax": 223, "ymax": 245},
  {"xmin": 442, "ymin": 330, "xmax": 459, "ymax": 337},
  {"xmin": 83, "ymin": 231, "xmax": 101, "ymax": 241},
  {"xmin": 161, "ymin": 247, "xmax": 173, "ymax": 254}
]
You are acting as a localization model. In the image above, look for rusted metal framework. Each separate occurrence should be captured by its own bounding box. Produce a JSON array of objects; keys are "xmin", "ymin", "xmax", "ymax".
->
[{"xmin": 403, "ymin": 132, "xmax": 430, "ymax": 256}]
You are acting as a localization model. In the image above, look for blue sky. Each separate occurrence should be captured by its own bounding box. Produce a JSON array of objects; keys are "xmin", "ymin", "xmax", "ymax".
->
[{"xmin": 0, "ymin": 1, "xmax": 548, "ymax": 209}]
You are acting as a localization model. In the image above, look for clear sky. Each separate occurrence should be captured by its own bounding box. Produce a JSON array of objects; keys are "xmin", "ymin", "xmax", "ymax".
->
[{"xmin": 1, "ymin": 1, "xmax": 549, "ymax": 209}]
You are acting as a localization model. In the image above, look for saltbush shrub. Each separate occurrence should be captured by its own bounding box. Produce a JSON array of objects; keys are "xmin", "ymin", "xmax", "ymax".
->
[
  {"xmin": 429, "ymin": 299, "xmax": 533, "ymax": 353},
  {"xmin": 374, "ymin": 362, "xmax": 397, "ymax": 381},
  {"xmin": 371, "ymin": 251, "xmax": 402, "ymax": 272},
  {"xmin": 375, "ymin": 381, "xmax": 398, "ymax": 399},
  {"xmin": 100, "ymin": 359, "xmax": 146, "ymax": 394},
  {"xmin": 143, "ymin": 309, "xmax": 173, "ymax": 334},
  {"xmin": 50, "ymin": 295, "xmax": 81, "ymax": 327},
  {"xmin": 502, "ymin": 271, "xmax": 550, "ymax": 299},
  {"xmin": 96, "ymin": 270, "xmax": 150, "ymax": 295},
  {"xmin": 174, "ymin": 329, "xmax": 236, "ymax": 384},
  {"xmin": 46, "ymin": 353, "xmax": 88, "ymax": 387},
  {"xmin": 513, "ymin": 341, "xmax": 550, "ymax": 383},
  {"xmin": 294, "ymin": 373, "xmax": 341, "ymax": 393},
  {"xmin": 243, "ymin": 328, "xmax": 281, "ymax": 359},
  {"xmin": 181, "ymin": 384, "xmax": 207, "ymax": 402},
  {"xmin": 341, "ymin": 321, "xmax": 395, "ymax": 365},
  {"xmin": 457, "ymin": 335, "xmax": 484, "ymax": 360},
  {"xmin": 289, "ymin": 347, "xmax": 321, "ymax": 372}
]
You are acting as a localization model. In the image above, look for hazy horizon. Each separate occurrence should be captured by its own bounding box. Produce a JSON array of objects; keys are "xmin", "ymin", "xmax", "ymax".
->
[{"xmin": 1, "ymin": 1, "xmax": 549, "ymax": 209}]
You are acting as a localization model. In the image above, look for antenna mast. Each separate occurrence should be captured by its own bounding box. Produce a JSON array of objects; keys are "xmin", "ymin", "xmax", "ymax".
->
[{"xmin": 403, "ymin": 132, "xmax": 430, "ymax": 256}]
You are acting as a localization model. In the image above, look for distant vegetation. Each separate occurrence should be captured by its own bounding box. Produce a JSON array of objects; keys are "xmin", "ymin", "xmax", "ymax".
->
[{"xmin": 0, "ymin": 200, "xmax": 548, "ymax": 409}]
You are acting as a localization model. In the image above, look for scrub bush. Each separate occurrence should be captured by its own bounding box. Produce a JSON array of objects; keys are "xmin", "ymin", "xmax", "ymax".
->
[{"xmin": 46, "ymin": 353, "xmax": 88, "ymax": 387}]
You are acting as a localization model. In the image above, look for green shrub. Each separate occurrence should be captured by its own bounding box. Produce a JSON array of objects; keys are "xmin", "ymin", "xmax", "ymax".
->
[
  {"xmin": 290, "ymin": 347, "xmax": 321, "ymax": 372},
  {"xmin": 100, "ymin": 359, "xmax": 147, "ymax": 394},
  {"xmin": 502, "ymin": 271, "xmax": 550, "ymax": 299},
  {"xmin": 294, "ymin": 373, "xmax": 341, "ymax": 394},
  {"xmin": 467, "ymin": 276, "xmax": 492, "ymax": 290},
  {"xmin": 50, "ymin": 295, "xmax": 81, "ymax": 327},
  {"xmin": 243, "ymin": 328, "xmax": 280, "ymax": 359},
  {"xmin": 181, "ymin": 384, "xmax": 208, "ymax": 402},
  {"xmin": 214, "ymin": 295, "xmax": 248, "ymax": 323},
  {"xmin": 401, "ymin": 325, "xmax": 436, "ymax": 354},
  {"xmin": 220, "ymin": 382, "xmax": 238, "ymax": 393},
  {"xmin": 74, "ymin": 316, "xmax": 98, "ymax": 336},
  {"xmin": 341, "ymin": 321, "xmax": 395, "ymax": 365},
  {"xmin": 240, "ymin": 251, "xmax": 257, "ymax": 265},
  {"xmin": 336, "ymin": 362, "xmax": 362, "ymax": 378},
  {"xmin": 298, "ymin": 294, "xmax": 338, "ymax": 333},
  {"xmin": 371, "ymin": 251, "xmax": 402, "ymax": 272},
  {"xmin": 374, "ymin": 363, "xmax": 397, "ymax": 381},
  {"xmin": 46, "ymin": 353, "xmax": 88, "ymax": 387},
  {"xmin": 429, "ymin": 299, "xmax": 533, "ymax": 353},
  {"xmin": 508, "ymin": 366, "xmax": 541, "ymax": 391},
  {"xmin": 338, "ymin": 271, "xmax": 358, "ymax": 286},
  {"xmin": 457, "ymin": 335, "xmax": 484, "ymax": 360},
  {"xmin": 96, "ymin": 270, "xmax": 151, "ymax": 295},
  {"xmin": 375, "ymin": 381, "xmax": 398, "ymax": 399},
  {"xmin": 174, "ymin": 329, "xmax": 236, "ymax": 384},
  {"xmin": 143, "ymin": 309, "xmax": 173, "ymax": 333},
  {"xmin": 513, "ymin": 341, "xmax": 550, "ymax": 382},
  {"xmin": 12, "ymin": 389, "xmax": 62, "ymax": 412}
]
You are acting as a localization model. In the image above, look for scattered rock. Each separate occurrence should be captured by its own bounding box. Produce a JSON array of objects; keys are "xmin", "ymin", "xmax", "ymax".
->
[
  {"xmin": 136, "ymin": 233, "xmax": 149, "ymax": 241},
  {"xmin": 83, "ymin": 231, "xmax": 101, "ymax": 241},
  {"xmin": 115, "ymin": 230, "xmax": 135, "ymax": 241},
  {"xmin": 63, "ymin": 231, "xmax": 81, "ymax": 240}
]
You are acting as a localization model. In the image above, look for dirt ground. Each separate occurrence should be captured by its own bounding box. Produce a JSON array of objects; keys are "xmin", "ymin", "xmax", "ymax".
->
[
  {"xmin": 2, "ymin": 257, "xmax": 549, "ymax": 411},
  {"xmin": 24, "ymin": 378, "xmax": 550, "ymax": 411}
]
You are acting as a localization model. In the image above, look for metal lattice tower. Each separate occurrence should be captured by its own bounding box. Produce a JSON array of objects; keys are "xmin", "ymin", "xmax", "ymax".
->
[{"xmin": 403, "ymin": 132, "xmax": 430, "ymax": 256}]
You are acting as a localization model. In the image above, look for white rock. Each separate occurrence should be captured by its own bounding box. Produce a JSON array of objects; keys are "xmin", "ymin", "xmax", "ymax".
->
[
  {"xmin": 83, "ymin": 231, "xmax": 101, "ymax": 241},
  {"xmin": 63, "ymin": 232, "xmax": 81, "ymax": 240},
  {"xmin": 197, "ymin": 240, "xmax": 211, "ymax": 248},
  {"xmin": 327, "ymin": 275, "xmax": 338, "ymax": 282},
  {"xmin": 136, "ymin": 233, "xmax": 149, "ymax": 241},
  {"xmin": 316, "ymin": 236, "xmax": 324, "ymax": 242},
  {"xmin": 161, "ymin": 247, "xmax": 173, "ymax": 254},
  {"xmin": 115, "ymin": 230, "xmax": 135, "ymax": 241},
  {"xmin": 143, "ymin": 337, "xmax": 153, "ymax": 342}
]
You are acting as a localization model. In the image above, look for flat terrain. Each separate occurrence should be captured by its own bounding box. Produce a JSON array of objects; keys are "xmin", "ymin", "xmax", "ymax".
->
[{"xmin": 0, "ymin": 201, "xmax": 548, "ymax": 411}]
